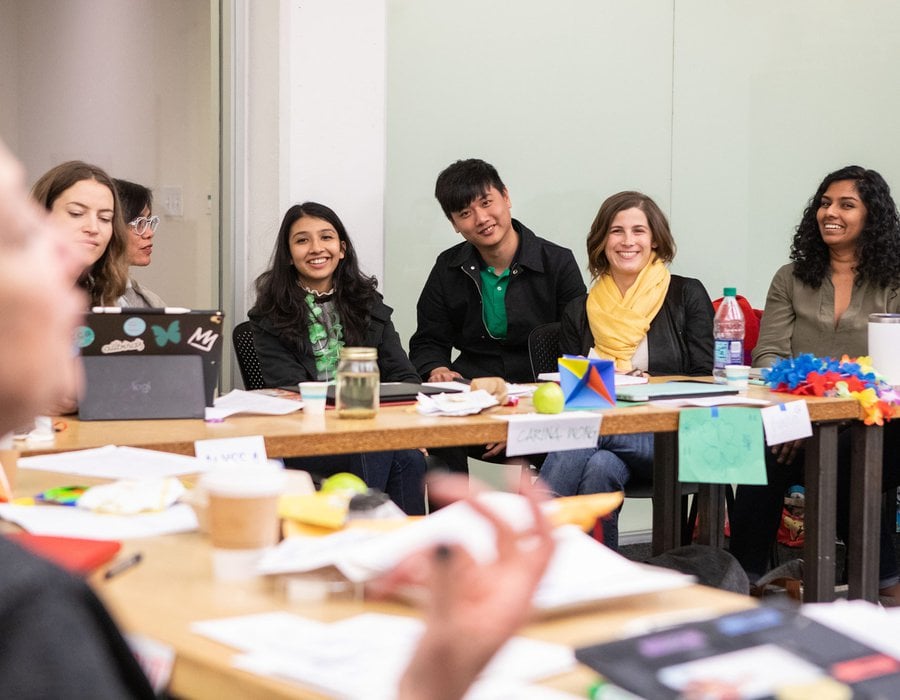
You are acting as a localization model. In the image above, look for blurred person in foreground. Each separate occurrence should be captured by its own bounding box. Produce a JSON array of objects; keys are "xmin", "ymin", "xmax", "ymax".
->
[{"xmin": 0, "ymin": 138, "xmax": 555, "ymax": 698}]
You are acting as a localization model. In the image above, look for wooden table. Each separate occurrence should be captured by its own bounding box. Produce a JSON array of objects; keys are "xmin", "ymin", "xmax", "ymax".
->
[
  {"xmin": 17, "ymin": 384, "xmax": 882, "ymax": 602},
  {"xmin": 650, "ymin": 386, "xmax": 882, "ymax": 604},
  {"xmin": 12, "ymin": 467, "xmax": 754, "ymax": 700}
]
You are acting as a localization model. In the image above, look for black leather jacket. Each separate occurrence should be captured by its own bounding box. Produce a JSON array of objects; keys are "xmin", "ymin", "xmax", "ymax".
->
[
  {"xmin": 410, "ymin": 221, "xmax": 586, "ymax": 383},
  {"xmin": 559, "ymin": 275, "xmax": 714, "ymax": 376},
  {"xmin": 248, "ymin": 296, "xmax": 419, "ymax": 387}
]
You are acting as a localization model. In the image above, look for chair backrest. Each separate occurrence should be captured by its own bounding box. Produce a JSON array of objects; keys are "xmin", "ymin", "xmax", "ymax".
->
[
  {"xmin": 528, "ymin": 322, "xmax": 561, "ymax": 381},
  {"xmin": 711, "ymin": 296, "xmax": 763, "ymax": 365},
  {"xmin": 232, "ymin": 321, "xmax": 265, "ymax": 390}
]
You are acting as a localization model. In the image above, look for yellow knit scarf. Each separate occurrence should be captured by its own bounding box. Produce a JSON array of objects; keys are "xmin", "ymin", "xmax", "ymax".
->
[{"xmin": 586, "ymin": 257, "xmax": 670, "ymax": 372}]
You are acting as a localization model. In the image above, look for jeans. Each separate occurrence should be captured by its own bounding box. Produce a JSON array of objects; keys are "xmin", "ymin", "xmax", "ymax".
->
[
  {"xmin": 541, "ymin": 433, "xmax": 654, "ymax": 550},
  {"xmin": 285, "ymin": 449, "xmax": 427, "ymax": 515},
  {"xmin": 729, "ymin": 423, "xmax": 900, "ymax": 588}
]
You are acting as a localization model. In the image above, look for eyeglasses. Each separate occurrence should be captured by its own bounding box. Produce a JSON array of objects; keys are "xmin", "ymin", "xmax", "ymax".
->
[{"xmin": 128, "ymin": 216, "xmax": 160, "ymax": 236}]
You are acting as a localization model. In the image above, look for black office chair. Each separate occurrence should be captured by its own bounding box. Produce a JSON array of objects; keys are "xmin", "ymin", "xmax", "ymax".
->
[
  {"xmin": 527, "ymin": 322, "xmax": 561, "ymax": 381},
  {"xmin": 232, "ymin": 321, "xmax": 265, "ymax": 390}
]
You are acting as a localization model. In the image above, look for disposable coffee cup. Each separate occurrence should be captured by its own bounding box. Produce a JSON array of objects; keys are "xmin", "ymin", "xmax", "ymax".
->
[
  {"xmin": 725, "ymin": 364, "xmax": 750, "ymax": 389},
  {"xmin": 0, "ymin": 449, "xmax": 17, "ymax": 500},
  {"xmin": 299, "ymin": 381, "xmax": 329, "ymax": 416},
  {"xmin": 199, "ymin": 465, "xmax": 286, "ymax": 580}
]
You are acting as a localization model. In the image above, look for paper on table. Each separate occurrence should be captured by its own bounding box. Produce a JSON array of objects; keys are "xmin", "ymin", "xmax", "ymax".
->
[
  {"xmin": 263, "ymin": 491, "xmax": 692, "ymax": 608},
  {"xmin": 205, "ymin": 389, "xmax": 303, "ymax": 421},
  {"xmin": 651, "ymin": 395, "xmax": 771, "ymax": 407},
  {"xmin": 0, "ymin": 502, "xmax": 198, "ymax": 539},
  {"xmin": 18, "ymin": 445, "xmax": 207, "ymax": 479},
  {"xmin": 193, "ymin": 611, "xmax": 575, "ymax": 700},
  {"xmin": 802, "ymin": 600, "xmax": 900, "ymax": 660},
  {"xmin": 678, "ymin": 407, "xmax": 767, "ymax": 485},
  {"xmin": 416, "ymin": 389, "xmax": 499, "ymax": 416}
]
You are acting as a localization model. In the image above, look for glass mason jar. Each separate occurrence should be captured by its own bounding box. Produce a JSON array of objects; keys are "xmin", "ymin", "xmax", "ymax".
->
[{"xmin": 335, "ymin": 347, "xmax": 379, "ymax": 419}]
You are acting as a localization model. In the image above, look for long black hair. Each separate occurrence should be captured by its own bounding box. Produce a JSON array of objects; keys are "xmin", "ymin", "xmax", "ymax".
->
[
  {"xmin": 791, "ymin": 165, "xmax": 900, "ymax": 289},
  {"xmin": 252, "ymin": 202, "xmax": 378, "ymax": 347}
]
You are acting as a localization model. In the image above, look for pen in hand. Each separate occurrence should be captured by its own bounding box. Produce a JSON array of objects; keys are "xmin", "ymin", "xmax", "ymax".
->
[{"xmin": 104, "ymin": 552, "xmax": 143, "ymax": 580}]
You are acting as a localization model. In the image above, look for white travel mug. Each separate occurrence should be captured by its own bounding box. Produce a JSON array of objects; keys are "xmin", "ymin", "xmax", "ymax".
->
[{"xmin": 868, "ymin": 313, "xmax": 900, "ymax": 386}]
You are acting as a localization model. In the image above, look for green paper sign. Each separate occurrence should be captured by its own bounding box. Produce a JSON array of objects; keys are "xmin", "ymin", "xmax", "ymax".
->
[{"xmin": 678, "ymin": 407, "xmax": 767, "ymax": 485}]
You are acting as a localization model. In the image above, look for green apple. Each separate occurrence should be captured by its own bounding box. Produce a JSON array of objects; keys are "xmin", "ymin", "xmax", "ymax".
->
[
  {"xmin": 320, "ymin": 472, "xmax": 368, "ymax": 494},
  {"xmin": 532, "ymin": 382, "xmax": 565, "ymax": 414}
]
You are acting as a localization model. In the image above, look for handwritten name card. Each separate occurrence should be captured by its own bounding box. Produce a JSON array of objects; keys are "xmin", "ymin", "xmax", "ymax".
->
[{"xmin": 498, "ymin": 413, "xmax": 602, "ymax": 457}]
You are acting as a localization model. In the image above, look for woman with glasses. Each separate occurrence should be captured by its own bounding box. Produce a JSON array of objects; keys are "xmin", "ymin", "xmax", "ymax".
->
[
  {"xmin": 249, "ymin": 202, "xmax": 427, "ymax": 514},
  {"xmin": 113, "ymin": 179, "xmax": 166, "ymax": 307},
  {"xmin": 31, "ymin": 161, "xmax": 129, "ymax": 307}
]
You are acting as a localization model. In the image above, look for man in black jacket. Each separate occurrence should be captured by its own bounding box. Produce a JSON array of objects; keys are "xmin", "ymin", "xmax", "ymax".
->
[
  {"xmin": 410, "ymin": 159, "xmax": 585, "ymax": 385},
  {"xmin": 410, "ymin": 159, "xmax": 585, "ymax": 467}
]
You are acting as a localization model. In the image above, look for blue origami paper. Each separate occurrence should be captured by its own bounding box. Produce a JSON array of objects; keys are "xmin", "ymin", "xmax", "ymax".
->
[{"xmin": 558, "ymin": 355, "xmax": 616, "ymax": 409}]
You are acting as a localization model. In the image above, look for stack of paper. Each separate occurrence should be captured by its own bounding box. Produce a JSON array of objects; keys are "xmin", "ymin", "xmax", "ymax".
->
[{"xmin": 258, "ymin": 492, "xmax": 692, "ymax": 611}]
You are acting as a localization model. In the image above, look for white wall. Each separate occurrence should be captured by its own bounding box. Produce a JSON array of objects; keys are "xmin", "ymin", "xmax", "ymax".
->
[
  {"xmin": 384, "ymin": 0, "xmax": 900, "ymax": 345},
  {"xmin": 234, "ymin": 0, "xmax": 387, "ymax": 329},
  {"xmin": 672, "ymin": 1, "xmax": 900, "ymax": 307},
  {"xmin": 0, "ymin": 0, "xmax": 216, "ymax": 310}
]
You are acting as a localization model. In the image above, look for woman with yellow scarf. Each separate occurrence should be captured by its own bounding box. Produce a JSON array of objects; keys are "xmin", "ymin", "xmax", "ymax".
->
[{"xmin": 540, "ymin": 191, "xmax": 714, "ymax": 550}]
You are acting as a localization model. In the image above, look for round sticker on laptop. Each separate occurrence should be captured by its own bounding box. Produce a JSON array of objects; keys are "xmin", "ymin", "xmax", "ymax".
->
[
  {"xmin": 123, "ymin": 317, "xmax": 146, "ymax": 337},
  {"xmin": 74, "ymin": 326, "xmax": 94, "ymax": 349}
]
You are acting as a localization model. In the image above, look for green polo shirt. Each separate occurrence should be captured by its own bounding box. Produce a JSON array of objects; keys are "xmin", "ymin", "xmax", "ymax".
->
[{"xmin": 480, "ymin": 265, "xmax": 510, "ymax": 338}]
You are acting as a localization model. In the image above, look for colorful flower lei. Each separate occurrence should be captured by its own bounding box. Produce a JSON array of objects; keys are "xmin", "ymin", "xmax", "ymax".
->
[{"xmin": 763, "ymin": 354, "xmax": 900, "ymax": 426}]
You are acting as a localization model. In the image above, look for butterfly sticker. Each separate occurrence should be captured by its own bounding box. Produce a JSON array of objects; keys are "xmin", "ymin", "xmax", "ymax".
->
[{"xmin": 151, "ymin": 321, "xmax": 181, "ymax": 347}]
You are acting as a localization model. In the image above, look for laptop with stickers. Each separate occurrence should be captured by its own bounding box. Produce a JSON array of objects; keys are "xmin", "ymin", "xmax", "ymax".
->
[{"xmin": 77, "ymin": 308, "xmax": 224, "ymax": 420}]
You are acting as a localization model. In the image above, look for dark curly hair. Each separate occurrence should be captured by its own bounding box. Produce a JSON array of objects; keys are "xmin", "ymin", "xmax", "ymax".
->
[
  {"xmin": 791, "ymin": 165, "xmax": 900, "ymax": 289},
  {"xmin": 251, "ymin": 202, "xmax": 378, "ymax": 348}
]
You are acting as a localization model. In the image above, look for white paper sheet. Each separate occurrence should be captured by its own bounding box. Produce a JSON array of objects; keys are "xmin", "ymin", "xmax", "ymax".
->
[
  {"xmin": 760, "ymin": 400, "xmax": 813, "ymax": 446},
  {"xmin": 18, "ymin": 445, "xmax": 207, "ymax": 479},
  {"xmin": 205, "ymin": 389, "xmax": 303, "ymax": 420},
  {"xmin": 0, "ymin": 502, "xmax": 198, "ymax": 539},
  {"xmin": 193, "ymin": 611, "xmax": 575, "ymax": 700},
  {"xmin": 802, "ymin": 599, "xmax": 900, "ymax": 659}
]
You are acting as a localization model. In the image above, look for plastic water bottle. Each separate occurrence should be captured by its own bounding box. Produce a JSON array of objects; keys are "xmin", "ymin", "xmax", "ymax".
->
[{"xmin": 713, "ymin": 287, "xmax": 745, "ymax": 384}]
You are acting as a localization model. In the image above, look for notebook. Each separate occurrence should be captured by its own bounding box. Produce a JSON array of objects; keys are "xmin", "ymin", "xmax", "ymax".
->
[
  {"xmin": 615, "ymin": 381, "xmax": 739, "ymax": 403},
  {"xmin": 77, "ymin": 308, "xmax": 225, "ymax": 419},
  {"xmin": 325, "ymin": 382, "xmax": 463, "ymax": 406},
  {"xmin": 8, "ymin": 533, "xmax": 121, "ymax": 575}
]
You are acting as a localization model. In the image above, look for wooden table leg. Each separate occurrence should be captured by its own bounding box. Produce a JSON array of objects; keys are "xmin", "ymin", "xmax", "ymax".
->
[
  {"xmin": 804, "ymin": 423, "xmax": 838, "ymax": 602},
  {"xmin": 696, "ymin": 484, "xmax": 726, "ymax": 549},
  {"xmin": 652, "ymin": 432, "xmax": 679, "ymax": 555},
  {"xmin": 848, "ymin": 422, "xmax": 883, "ymax": 602}
]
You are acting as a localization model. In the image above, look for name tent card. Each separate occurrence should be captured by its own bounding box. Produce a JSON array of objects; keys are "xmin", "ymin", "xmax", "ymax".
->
[
  {"xmin": 194, "ymin": 435, "xmax": 268, "ymax": 467},
  {"xmin": 677, "ymin": 407, "xmax": 767, "ymax": 485},
  {"xmin": 500, "ymin": 413, "xmax": 602, "ymax": 457}
]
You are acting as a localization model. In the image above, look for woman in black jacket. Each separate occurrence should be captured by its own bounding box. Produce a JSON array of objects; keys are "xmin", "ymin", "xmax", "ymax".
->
[
  {"xmin": 540, "ymin": 191, "xmax": 714, "ymax": 549},
  {"xmin": 248, "ymin": 202, "xmax": 426, "ymax": 514}
]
